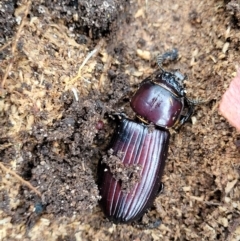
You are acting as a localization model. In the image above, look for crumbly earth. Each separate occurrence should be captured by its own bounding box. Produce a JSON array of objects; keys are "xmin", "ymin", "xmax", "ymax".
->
[
  {"xmin": 30, "ymin": 0, "xmax": 128, "ymax": 39},
  {"xmin": 0, "ymin": 0, "xmax": 17, "ymax": 46},
  {"xmin": 1, "ymin": 0, "xmax": 240, "ymax": 240}
]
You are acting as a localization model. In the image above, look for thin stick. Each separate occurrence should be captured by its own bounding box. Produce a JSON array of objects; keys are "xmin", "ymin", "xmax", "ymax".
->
[
  {"xmin": 0, "ymin": 162, "xmax": 41, "ymax": 197},
  {"xmin": 68, "ymin": 39, "xmax": 104, "ymax": 85},
  {"xmin": 1, "ymin": 0, "xmax": 32, "ymax": 89},
  {"xmin": 0, "ymin": 41, "xmax": 12, "ymax": 53}
]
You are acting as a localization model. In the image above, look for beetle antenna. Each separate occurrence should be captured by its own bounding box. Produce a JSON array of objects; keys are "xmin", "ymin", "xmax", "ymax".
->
[{"xmin": 156, "ymin": 48, "xmax": 178, "ymax": 68}]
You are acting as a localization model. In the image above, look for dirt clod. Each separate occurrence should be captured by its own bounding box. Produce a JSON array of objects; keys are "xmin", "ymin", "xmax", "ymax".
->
[{"xmin": 102, "ymin": 149, "xmax": 142, "ymax": 192}]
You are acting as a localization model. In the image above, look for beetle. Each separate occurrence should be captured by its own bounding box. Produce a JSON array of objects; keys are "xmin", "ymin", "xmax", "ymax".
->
[{"xmin": 98, "ymin": 50, "xmax": 196, "ymax": 224}]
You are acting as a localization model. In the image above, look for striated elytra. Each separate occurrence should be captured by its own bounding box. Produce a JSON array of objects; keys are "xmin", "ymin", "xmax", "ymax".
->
[
  {"xmin": 98, "ymin": 117, "xmax": 169, "ymax": 223},
  {"xmin": 98, "ymin": 68, "xmax": 195, "ymax": 224}
]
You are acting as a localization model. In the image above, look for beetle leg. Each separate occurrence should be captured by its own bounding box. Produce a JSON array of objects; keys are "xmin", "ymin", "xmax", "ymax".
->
[
  {"xmin": 178, "ymin": 97, "xmax": 208, "ymax": 127},
  {"xmin": 133, "ymin": 215, "xmax": 162, "ymax": 229},
  {"xmin": 178, "ymin": 99, "xmax": 195, "ymax": 126},
  {"xmin": 158, "ymin": 182, "xmax": 164, "ymax": 195},
  {"xmin": 187, "ymin": 97, "xmax": 210, "ymax": 105},
  {"xmin": 110, "ymin": 112, "xmax": 129, "ymax": 120}
]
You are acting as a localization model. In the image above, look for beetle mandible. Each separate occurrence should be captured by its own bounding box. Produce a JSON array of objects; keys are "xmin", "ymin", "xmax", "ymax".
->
[{"xmin": 98, "ymin": 49, "xmax": 197, "ymax": 224}]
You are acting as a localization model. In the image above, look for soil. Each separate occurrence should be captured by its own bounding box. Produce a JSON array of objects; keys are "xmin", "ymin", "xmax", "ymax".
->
[{"xmin": 1, "ymin": 0, "xmax": 240, "ymax": 240}]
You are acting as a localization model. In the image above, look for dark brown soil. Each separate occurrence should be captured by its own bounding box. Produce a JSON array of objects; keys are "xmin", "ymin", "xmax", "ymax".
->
[
  {"xmin": 30, "ymin": 0, "xmax": 128, "ymax": 39},
  {"xmin": 0, "ymin": 0, "xmax": 17, "ymax": 46},
  {"xmin": 1, "ymin": 0, "xmax": 240, "ymax": 240}
]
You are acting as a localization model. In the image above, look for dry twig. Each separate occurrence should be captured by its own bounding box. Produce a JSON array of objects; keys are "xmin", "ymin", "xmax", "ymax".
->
[
  {"xmin": 0, "ymin": 41, "xmax": 12, "ymax": 53},
  {"xmin": 1, "ymin": 0, "xmax": 32, "ymax": 89},
  {"xmin": 0, "ymin": 162, "xmax": 41, "ymax": 197}
]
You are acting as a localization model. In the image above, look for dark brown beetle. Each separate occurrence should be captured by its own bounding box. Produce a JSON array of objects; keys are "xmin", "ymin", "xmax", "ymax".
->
[{"xmin": 98, "ymin": 49, "xmax": 196, "ymax": 224}]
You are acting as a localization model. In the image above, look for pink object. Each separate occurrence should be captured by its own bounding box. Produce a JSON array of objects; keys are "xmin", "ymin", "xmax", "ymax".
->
[
  {"xmin": 219, "ymin": 69, "xmax": 240, "ymax": 131},
  {"xmin": 96, "ymin": 120, "xmax": 104, "ymax": 130}
]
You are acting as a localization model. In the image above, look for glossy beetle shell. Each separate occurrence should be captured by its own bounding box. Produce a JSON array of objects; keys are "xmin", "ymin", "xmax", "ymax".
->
[
  {"xmin": 98, "ymin": 118, "xmax": 169, "ymax": 223},
  {"xmin": 98, "ymin": 68, "xmax": 195, "ymax": 223},
  {"xmin": 130, "ymin": 73, "xmax": 184, "ymax": 128}
]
